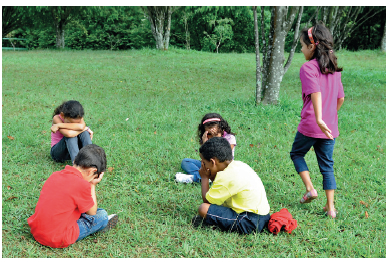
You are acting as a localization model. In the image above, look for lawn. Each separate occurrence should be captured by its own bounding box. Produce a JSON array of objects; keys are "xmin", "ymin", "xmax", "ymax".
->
[{"xmin": 2, "ymin": 48, "xmax": 386, "ymax": 258}]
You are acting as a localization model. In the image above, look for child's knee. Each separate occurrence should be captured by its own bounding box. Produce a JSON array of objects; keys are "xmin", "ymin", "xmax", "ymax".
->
[
  {"xmin": 198, "ymin": 203, "xmax": 211, "ymax": 218},
  {"xmin": 96, "ymin": 208, "xmax": 108, "ymax": 219}
]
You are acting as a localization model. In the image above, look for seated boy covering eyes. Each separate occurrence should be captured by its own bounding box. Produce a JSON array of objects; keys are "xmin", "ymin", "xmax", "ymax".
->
[
  {"xmin": 27, "ymin": 144, "xmax": 118, "ymax": 248},
  {"xmin": 194, "ymin": 137, "xmax": 270, "ymax": 234}
]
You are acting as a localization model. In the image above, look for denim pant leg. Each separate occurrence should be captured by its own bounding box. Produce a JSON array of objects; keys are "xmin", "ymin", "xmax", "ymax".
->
[
  {"xmin": 313, "ymin": 138, "xmax": 337, "ymax": 190},
  {"xmin": 76, "ymin": 208, "xmax": 109, "ymax": 241},
  {"xmin": 181, "ymin": 158, "xmax": 202, "ymax": 182},
  {"xmin": 50, "ymin": 137, "xmax": 71, "ymax": 162},
  {"xmin": 290, "ymin": 131, "xmax": 316, "ymax": 173},
  {"xmin": 66, "ymin": 131, "xmax": 92, "ymax": 162}
]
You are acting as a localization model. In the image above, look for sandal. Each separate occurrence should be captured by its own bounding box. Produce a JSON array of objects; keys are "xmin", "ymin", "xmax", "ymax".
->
[
  {"xmin": 323, "ymin": 206, "xmax": 337, "ymax": 218},
  {"xmin": 300, "ymin": 189, "xmax": 318, "ymax": 204}
]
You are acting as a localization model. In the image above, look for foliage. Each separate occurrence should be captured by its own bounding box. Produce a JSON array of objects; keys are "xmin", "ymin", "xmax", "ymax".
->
[
  {"xmin": 202, "ymin": 18, "xmax": 234, "ymax": 53},
  {"xmin": 342, "ymin": 7, "xmax": 386, "ymax": 51},
  {"xmin": 2, "ymin": 6, "xmax": 29, "ymax": 38},
  {"xmin": 5, "ymin": 6, "xmax": 386, "ymax": 51},
  {"xmin": 2, "ymin": 49, "xmax": 386, "ymax": 257}
]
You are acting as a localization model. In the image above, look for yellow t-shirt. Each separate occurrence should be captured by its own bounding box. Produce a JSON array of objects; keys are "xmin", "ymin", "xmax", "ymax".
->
[{"xmin": 206, "ymin": 160, "xmax": 270, "ymax": 215}]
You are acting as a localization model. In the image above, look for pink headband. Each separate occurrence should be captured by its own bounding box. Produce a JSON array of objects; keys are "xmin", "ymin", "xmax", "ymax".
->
[
  {"xmin": 203, "ymin": 118, "xmax": 221, "ymax": 124},
  {"xmin": 308, "ymin": 27, "xmax": 318, "ymax": 45}
]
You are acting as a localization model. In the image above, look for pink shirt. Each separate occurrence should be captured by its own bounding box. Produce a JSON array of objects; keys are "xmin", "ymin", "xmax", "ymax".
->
[
  {"xmin": 51, "ymin": 114, "xmax": 64, "ymax": 147},
  {"xmin": 223, "ymin": 131, "xmax": 237, "ymax": 158},
  {"xmin": 298, "ymin": 59, "xmax": 344, "ymax": 139}
]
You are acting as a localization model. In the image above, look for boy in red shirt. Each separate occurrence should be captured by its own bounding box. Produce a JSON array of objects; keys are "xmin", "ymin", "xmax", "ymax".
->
[{"xmin": 27, "ymin": 144, "xmax": 118, "ymax": 248}]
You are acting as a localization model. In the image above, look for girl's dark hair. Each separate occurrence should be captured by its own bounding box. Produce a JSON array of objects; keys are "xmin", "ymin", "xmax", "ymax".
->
[
  {"xmin": 53, "ymin": 100, "xmax": 84, "ymax": 119},
  {"xmin": 300, "ymin": 22, "xmax": 343, "ymax": 74},
  {"xmin": 198, "ymin": 113, "xmax": 235, "ymax": 145},
  {"xmin": 74, "ymin": 144, "xmax": 107, "ymax": 175},
  {"xmin": 199, "ymin": 137, "xmax": 233, "ymax": 162}
]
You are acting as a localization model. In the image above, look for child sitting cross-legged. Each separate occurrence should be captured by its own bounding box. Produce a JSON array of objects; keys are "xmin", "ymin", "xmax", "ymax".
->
[
  {"xmin": 192, "ymin": 137, "xmax": 270, "ymax": 234},
  {"xmin": 27, "ymin": 144, "xmax": 118, "ymax": 248}
]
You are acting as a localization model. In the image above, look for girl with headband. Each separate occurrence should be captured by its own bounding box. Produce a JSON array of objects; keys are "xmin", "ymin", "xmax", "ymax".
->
[
  {"xmin": 175, "ymin": 113, "xmax": 236, "ymax": 183},
  {"xmin": 290, "ymin": 23, "xmax": 344, "ymax": 218}
]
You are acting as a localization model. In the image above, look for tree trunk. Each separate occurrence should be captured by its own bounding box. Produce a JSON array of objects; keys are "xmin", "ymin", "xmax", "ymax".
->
[
  {"xmin": 55, "ymin": 21, "xmax": 65, "ymax": 49},
  {"xmin": 260, "ymin": 6, "xmax": 302, "ymax": 105},
  {"xmin": 381, "ymin": 21, "xmax": 386, "ymax": 52},
  {"xmin": 253, "ymin": 6, "xmax": 262, "ymax": 105},
  {"xmin": 143, "ymin": 6, "xmax": 174, "ymax": 50}
]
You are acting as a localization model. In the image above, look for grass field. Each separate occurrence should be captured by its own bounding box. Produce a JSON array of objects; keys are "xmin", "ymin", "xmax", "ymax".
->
[{"xmin": 2, "ymin": 48, "xmax": 386, "ymax": 258}]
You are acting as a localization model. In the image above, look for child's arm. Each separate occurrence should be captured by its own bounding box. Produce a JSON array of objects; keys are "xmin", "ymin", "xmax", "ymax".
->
[
  {"xmin": 51, "ymin": 116, "xmax": 87, "ymax": 138},
  {"xmin": 85, "ymin": 172, "xmax": 104, "ymax": 216},
  {"xmin": 337, "ymin": 97, "xmax": 344, "ymax": 111},
  {"xmin": 311, "ymin": 92, "xmax": 334, "ymax": 140},
  {"xmin": 199, "ymin": 162, "xmax": 211, "ymax": 204}
]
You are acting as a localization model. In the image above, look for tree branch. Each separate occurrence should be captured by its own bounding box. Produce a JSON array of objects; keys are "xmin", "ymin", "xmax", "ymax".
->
[{"xmin": 284, "ymin": 6, "xmax": 303, "ymax": 74}]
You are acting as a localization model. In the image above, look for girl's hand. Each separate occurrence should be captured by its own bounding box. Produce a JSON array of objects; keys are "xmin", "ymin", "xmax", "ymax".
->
[
  {"xmin": 87, "ymin": 127, "xmax": 94, "ymax": 140},
  {"xmin": 199, "ymin": 161, "xmax": 211, "ymax": 180},
  {"xmin": 51, "ymin": 124, "xmax": 59, "ymax": 133},
  {"xmin": 90, "ymin": 172, "xmax": 104, "ymax": 185},
  {"xmin": 317, "ymin": 119, "xmax": 334, "ymax": 140},
  {"xmin": 202, "ymin": 131, "xmax": 209, "ymax": 144}
]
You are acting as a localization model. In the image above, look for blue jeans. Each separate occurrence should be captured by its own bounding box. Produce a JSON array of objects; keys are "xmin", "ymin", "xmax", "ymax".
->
[
  {"xmin": 50, "ymin": 131, "xmax": 92, "ymax": 162},
  {"xmin": 290, "ymin": 131, "xmax": 336, "ymax": 190},
  {"xmin": 76, "ymin": 208, "xmax": 108, "ymax": 241},
  {"xmin": 181, "ymin": 158, "xmax": 202, "ymax": 182},
  {"xmin": 205, "ymin": 204, "xmax": 270, "ymax": 234}
]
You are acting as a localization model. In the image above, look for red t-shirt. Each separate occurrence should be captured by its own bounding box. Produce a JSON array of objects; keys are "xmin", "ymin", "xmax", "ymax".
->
[{"xmin": 27, "ymin": 166, "xmax": 94, "ymax": 248}]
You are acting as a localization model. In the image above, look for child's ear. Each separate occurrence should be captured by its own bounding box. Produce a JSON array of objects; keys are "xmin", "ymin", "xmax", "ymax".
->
[
  {"xmin": 210, "ymin": 158, "xmax": 217, "ymax": 167},
  {"xmin": 309, "ymin": 43, "xmax": 316, "ymax": 52},
  {"xmin": 60, "ymin": 112, "xmax": 65, "ymax": 118}
]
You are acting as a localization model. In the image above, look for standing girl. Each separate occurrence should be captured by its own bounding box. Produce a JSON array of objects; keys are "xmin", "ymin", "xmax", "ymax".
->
[
  {"xmin": 176, "ymin": 113, "xmax": 236, "ymax": 183},
  {"xmin": 50, "ymin": 100, "xmax": 93, "ymax": 163},
  {"xmin": 290, "ymin": 23, "xmax": 345, "ymax": 218}
]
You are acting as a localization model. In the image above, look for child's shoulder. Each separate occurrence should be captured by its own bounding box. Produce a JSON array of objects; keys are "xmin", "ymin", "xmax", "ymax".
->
[
  {"xmin": 301, "ymin": 59, "xmax": 319, "ymax": 70},
  {"xmin": 224, "ymin": 132, "xmax": 236, "ymax": 143}
]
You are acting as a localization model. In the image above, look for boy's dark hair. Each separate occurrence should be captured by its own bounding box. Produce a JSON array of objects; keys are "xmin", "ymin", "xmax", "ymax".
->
[
  {"xmin": 198, "ymin": 113, "xmax": 235, "ymax": 145},
  {"xmin": 74, "ymin": 144, "xmax": 107, "ymax": 175},
  {"xmin": 53, "ymin": 100, "xmax": 84, "ymax": 119},
  {"xmin": 199, "ymin": 137, "xmax": 233, "ymax": 162},
  {"xmin": 300, "ymin": 22, "xmax": 343, "ymax": 74}
]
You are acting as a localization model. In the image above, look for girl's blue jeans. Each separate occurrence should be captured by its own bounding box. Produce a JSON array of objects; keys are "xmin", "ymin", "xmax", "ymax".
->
[
  {"xmin": 181, "ymin": 158, "xmax": 202, "ymax": 182},
  {"xmin": 76, "ymin": 208, "xmax": 108, "ymax": 241},
  {"xmin": 50, "ymin": 131, "xmax": 92, "ymax": 162},
  {"xmin": 290, "ymin": 131, "xmax": 337, "ymax": 190}
]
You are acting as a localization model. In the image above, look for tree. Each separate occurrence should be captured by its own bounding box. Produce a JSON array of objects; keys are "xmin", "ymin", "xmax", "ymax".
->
[
  {"xmin": 255, "ymin": 6, "xmax": 303, "ymax": 105},
  {"xmin": 253, "ymin": 7, "xmax": 261, "ymax": 104},
  {"xmin": 141, "ymin": 6, "xmax": 179, "ymax": 50},
  {"xmin": 381, "ymin": 21, "xmax": 386, "ymax": 52},
  {"xmin": 2, "ymin": 6, "xmax": 28, "ymax": 38},
  {"xmin": 203, "ymin": 18, "xmax": 233, "ymax": 53},
  {"xmin": 306, "ymin": 6, "xmax": 386, "ymax": 50},
  {"xmin": 31, "ymin": 6, "xmax": 91, "ymax": 49}
]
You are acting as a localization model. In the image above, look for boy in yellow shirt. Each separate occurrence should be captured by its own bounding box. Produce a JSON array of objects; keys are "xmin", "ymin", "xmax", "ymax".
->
[{"xmin": 193, "ymin": 137, "xmax": 270, "ymax": 234}]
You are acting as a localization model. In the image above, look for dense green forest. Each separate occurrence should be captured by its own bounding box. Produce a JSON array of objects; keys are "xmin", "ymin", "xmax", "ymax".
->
[{"xmin": 2, "ymin": 6, "xmax": 386, "ymax": 52}]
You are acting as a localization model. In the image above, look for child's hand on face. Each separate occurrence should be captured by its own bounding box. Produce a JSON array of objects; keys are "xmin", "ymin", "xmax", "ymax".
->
[
  {"xmin": 90, "ymin": 172, "xmax": 104, "ymax": 185},
  {"xmin": 51, "ymin": 124, "xmax": 59, "ymax": 133},
  {"xmin": 199, "ymin": 162, "xmax": 211, "ymax": 180},
  {"xmin": 202, "ymin": 128, "xmax": 221, "ymax": 144}
]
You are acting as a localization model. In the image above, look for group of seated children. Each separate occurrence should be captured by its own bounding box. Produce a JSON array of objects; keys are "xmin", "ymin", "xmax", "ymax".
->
[{"xmin": 29, "ymin": 97, "xmax": 334, "ymax": 248}]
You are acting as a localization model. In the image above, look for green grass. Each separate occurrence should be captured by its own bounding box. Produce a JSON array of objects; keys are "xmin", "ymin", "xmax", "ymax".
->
[{"xmin": 2, "ymin": 48, "xmax": 386, "ymax": 258}]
